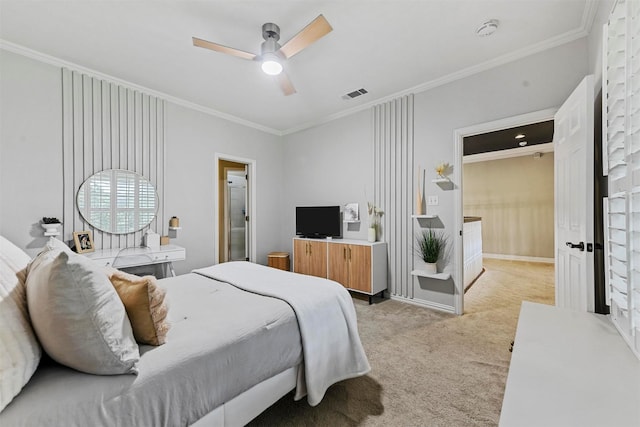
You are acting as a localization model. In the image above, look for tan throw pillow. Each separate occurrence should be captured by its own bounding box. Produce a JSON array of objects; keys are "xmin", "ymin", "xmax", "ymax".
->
[{"xmin": 107, "ymin": 270, "xmax": 170, "ymax": 346}]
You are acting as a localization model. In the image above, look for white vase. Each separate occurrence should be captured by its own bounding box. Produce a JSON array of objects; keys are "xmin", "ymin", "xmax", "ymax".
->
[
  {"xmin": 367, "ymin": 227, "xmax": 376, "ymax": 242},
  {"xmin": 422, "ymin": 262, "xmax": 437, "ymax": 274}
]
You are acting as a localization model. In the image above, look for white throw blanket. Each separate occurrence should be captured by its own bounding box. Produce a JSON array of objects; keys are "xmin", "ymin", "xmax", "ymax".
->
[{"xmin": 193, "ymin": 261, "xmax": 371, "ymax": 406}]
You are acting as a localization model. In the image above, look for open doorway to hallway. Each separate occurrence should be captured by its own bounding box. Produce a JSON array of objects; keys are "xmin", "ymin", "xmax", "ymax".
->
[{"xmin": 453, "ymin": 109, "xmax": 557, "ymax": 314}]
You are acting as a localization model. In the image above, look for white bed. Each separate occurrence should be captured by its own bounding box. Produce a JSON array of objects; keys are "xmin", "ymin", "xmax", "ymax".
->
[{"xmin": 0, "ymin": 243, "xmax": 370, "ymax": 426}]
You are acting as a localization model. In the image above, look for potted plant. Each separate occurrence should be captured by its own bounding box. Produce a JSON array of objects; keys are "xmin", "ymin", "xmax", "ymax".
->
[
  {"xmin": 416, "ymin": 228, "xmax": 448, "ymax": 274},
  {"xmin": 41, "ymin": 217, "xmax": 62, "ymax": 235}
]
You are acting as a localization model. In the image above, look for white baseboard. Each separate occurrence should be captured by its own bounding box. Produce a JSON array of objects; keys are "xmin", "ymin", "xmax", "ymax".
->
[
  {"xmin": 483, "ymin": 253, "xmax": 555, "ymax": 264},
  {"xmin": 390, "ymin": 295, "xmax": 456, "ymax": 314}
]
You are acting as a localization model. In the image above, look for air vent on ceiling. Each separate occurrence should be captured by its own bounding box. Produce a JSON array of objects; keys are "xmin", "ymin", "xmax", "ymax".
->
[{"xmin": 342, "ymin": 88, "xmax": 368, "ymax": 100}]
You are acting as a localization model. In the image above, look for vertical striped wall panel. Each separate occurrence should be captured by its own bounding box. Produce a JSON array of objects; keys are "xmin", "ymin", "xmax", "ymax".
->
[
  {"xmin": 373, "ymin": 95, "xmax": 414, "ymax": 298},
  {"xmin": 62, "ymin": 69, "xmax": 165, "ymax": 250}
]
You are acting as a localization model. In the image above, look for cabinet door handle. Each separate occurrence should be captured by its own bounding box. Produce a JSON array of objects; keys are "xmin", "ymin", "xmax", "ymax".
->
[
  {"xmin": 308, "ymin": 243, "xmax": 312, "ymax": 256},
  {"xmin": 349, "ymin": 248, "xmax": 352, "ymax": 261},
  {"xmin": 343, "ymin": 247, "xmax": 346, "ymax": 260}
]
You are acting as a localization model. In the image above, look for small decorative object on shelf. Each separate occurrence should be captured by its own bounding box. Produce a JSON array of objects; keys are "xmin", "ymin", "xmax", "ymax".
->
[
  {"xmin": 169, "ymin": 216, "xmax": 180, "ymax": 228},
  {"xmin": 416, "ymin": 166, "xmax": 425, "ymax": 215},
  {"xmin": 144, "ymin": 229, "xmax": 160, "ymax": 248},
  {"xmin": 41, "ymin": 217, "xmax": 62, "ymax": 236},
  {"xmin": 435, "ymin": 161, "xmax": 450, "ymax": 179},
  {"xmin": 415, "ymin": 227, "xmax": 448, "ymax": 274},
  {"xmin": 343, "ymin": 203, "xmax": 359, "ymax": 223},
  {"xmin": 367, "ymin": 202, "xmax": 384, "ymax": 242}
]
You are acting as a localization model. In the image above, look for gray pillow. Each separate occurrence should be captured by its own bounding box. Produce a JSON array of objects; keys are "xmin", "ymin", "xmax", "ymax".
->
[{"xmin": 27, "ymin": 250, "xmax": 139, "ymax": 375}]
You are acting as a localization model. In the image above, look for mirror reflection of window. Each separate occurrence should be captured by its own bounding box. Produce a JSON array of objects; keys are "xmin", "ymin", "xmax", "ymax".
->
[{"xmin": 77, "ymin": 169, "xmax": 158, "ymax": 234}]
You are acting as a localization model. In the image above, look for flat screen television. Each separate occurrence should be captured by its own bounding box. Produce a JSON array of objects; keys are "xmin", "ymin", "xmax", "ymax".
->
[{"xmin": 296, "ymin": 206, "xmax": 341, "ymax": 238}]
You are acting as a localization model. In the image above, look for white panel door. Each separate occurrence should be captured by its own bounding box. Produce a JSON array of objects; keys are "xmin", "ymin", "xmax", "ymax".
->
[{"xmin": 554, "ymin": 75, "xmax": 595, "ymax": 312}]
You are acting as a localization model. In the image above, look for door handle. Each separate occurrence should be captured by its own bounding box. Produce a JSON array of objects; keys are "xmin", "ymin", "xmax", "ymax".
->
[{"xmin": 566, "ymin": 241, "xmax": 585, "ymax": 251}]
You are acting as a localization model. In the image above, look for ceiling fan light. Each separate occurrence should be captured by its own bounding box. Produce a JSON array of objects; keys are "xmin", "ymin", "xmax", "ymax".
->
[
  {"xmin": 261, "ymin": 53, "xmax": 282, "ymax": 75},
  {"xmin": 262, "ymin": 60, "xmax": 283, "ymax": 75}
]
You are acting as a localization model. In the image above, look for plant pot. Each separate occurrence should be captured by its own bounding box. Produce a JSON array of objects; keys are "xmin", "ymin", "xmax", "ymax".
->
[
  {"xmin": 422, "ymin": 262, "xmax": 437, "ymax": 274},
  {"xmin": 367, "ymin": 227, "xmax": 376, "ymax": 242},
  {"xmin": 41, "ymin": 223, "xmax": 62, "ymax": 235}
]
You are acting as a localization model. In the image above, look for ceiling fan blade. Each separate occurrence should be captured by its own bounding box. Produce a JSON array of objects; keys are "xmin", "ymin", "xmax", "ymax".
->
[
  {"xmin": 276, "ymin": 72, "xmax": 297, "ymax": 96},
  {"xmin": 192, "ymin": 37, "xmax": 256, "ymax": 60},
  {"xmin": 279, "ymin": 14, "xmax": 332, "ymax": 59}
]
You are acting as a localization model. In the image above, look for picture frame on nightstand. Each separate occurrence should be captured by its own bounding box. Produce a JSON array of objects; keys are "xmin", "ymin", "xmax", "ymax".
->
[{"xmin": 73, "ymin": 230, "xmax": 95, "ymax": 254}]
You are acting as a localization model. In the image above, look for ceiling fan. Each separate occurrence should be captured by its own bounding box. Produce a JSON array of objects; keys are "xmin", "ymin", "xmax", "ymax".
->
[{"xmin": 193, "ymin": 14, "xmax": 332, "ymax": 96}]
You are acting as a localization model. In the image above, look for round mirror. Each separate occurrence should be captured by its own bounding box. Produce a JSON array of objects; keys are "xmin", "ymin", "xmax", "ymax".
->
[{"xmin": 77, "ymin": 169, "xmax": 158, "ymax": 234}]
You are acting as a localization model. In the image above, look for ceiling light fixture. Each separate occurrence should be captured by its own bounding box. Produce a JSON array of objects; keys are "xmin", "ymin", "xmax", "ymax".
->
[
  {"xmin": 261, "ymin": 53, "xmax": 283, "ymax": 75},
  {"xmin": 515, "ymin": 133, "xmax": 525, "ymax": 139},
  {"xmin": 476, "ymin": 19, "xmax": 499, "ymax": 37},
  {"xmin": 519, "ymin": 141, "xmax": 528, "ymax": 147}
]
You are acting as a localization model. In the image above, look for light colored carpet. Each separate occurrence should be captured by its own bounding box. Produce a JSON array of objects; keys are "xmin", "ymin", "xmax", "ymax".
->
[{"xmin": 248, "ymin": 258, "xmax": 555, "ymax": 426}]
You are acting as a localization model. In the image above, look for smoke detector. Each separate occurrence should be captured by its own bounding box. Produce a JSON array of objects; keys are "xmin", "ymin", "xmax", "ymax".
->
[{"xmin": 476, "ymin": 19, "xmax": 499, "ymax": 37}]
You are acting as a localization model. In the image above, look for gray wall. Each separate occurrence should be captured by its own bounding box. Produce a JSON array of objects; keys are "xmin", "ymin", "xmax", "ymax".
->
[
  {"xmin": 164, "ymin": 102, "xmax": 283, "ymax": 273},
  {"xmin": 0, "ymin": 50, "xmax": 284, "ymax": 273},
  {"xmin": 281, "ymin": 39, "xmax": 588, "ymax": 309},
  {"xmin": 281, "ymin": 109, "xmax": 372, "ymax": 244},
  {"xmin": 0, "ymin": 50, "xmax": 62, "ymax": 257},
  {"xmin": 411, "ymin": 38, "xmax": 587, "ymax": 308}
]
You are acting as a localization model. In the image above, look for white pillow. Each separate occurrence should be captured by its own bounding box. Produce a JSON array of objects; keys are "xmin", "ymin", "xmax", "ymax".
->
[
  {"xmin": 0, "ymin": 236, "xmax": 41, "ymax": 412},
  {"xmin": 27, "ymin": 248, "xmax": 140, "ymax": 375}
]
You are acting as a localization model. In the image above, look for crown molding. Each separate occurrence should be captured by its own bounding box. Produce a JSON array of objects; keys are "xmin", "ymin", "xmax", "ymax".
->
[
  {"xmin": 0, "ymin": 39, "xmax": 283, "ymax": 136},
  {"xmin": 282, "ymin": 4, "xmax": 595, "ymax": 135},
  {"xmin": 1, "ymin": 0, "xmax": 596, "ymax": 138}
]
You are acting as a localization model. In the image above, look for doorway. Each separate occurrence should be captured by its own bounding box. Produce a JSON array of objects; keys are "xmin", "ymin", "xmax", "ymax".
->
[
  {"xmin": 226, "ymin": 169, "xmax": 248, "ymax": 261},
  {"xmin": 453, "ymin": 108, "xmax": 558, "ymax": 314},
  {"xmin": 215, "ymin": 154, "xmax": 257, "ymax": 264}
]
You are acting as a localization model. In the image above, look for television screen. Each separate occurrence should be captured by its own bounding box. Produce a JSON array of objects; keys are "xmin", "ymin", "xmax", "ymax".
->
[{"xmin": 296, "ymin": 206, "xmax": 341, "ymax": 238}]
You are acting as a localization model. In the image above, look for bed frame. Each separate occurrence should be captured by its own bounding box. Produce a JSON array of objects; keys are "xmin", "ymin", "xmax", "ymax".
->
[{"xmin": 192, "ymin": 366, "xmax": 299, "ymax": 426}]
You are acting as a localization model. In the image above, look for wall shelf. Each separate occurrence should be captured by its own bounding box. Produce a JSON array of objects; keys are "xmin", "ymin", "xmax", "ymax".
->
[
  {"xmin": 411, "ymin": 214, "xmax": 438, "ymax": 219},
  {"xmin": 411, "ymin": 270, "xmax": 451, "ymax": 280},
  {"xmin": 168, "ymin": 226, "xmax": 182, "ymax": 230},
  {"xmin": 432, "ymin": 177, "xmax": 450, "ymax": 183},
  {"xmin": 343, "ymin": 220, "xmax": 360, "ymax": 223},
  {"xmin": 432, "ymin": 177, "xmax": 454, "ymax": 190}
]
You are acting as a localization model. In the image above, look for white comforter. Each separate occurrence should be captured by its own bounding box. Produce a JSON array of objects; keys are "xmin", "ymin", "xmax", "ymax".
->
[{"xmin": 193, "ymin": 261, "xmax": 371, "ymax": 406}]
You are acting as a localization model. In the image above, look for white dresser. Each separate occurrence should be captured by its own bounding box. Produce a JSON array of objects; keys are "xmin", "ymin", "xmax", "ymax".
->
[{"xmin": 84, "ymin": 244, "xmax": 186, "ymax": 277}]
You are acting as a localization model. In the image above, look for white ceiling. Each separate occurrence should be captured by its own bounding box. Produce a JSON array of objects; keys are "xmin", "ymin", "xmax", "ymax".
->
[{"xmin": 0, "ymin": 1, "xmax": 594, "ymax": 135}]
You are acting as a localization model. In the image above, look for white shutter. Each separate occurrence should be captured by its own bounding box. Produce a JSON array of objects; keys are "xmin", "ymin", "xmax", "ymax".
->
[{"xmin": 604, "ymin": 0, "xmax": 640, "ymax": 359}]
